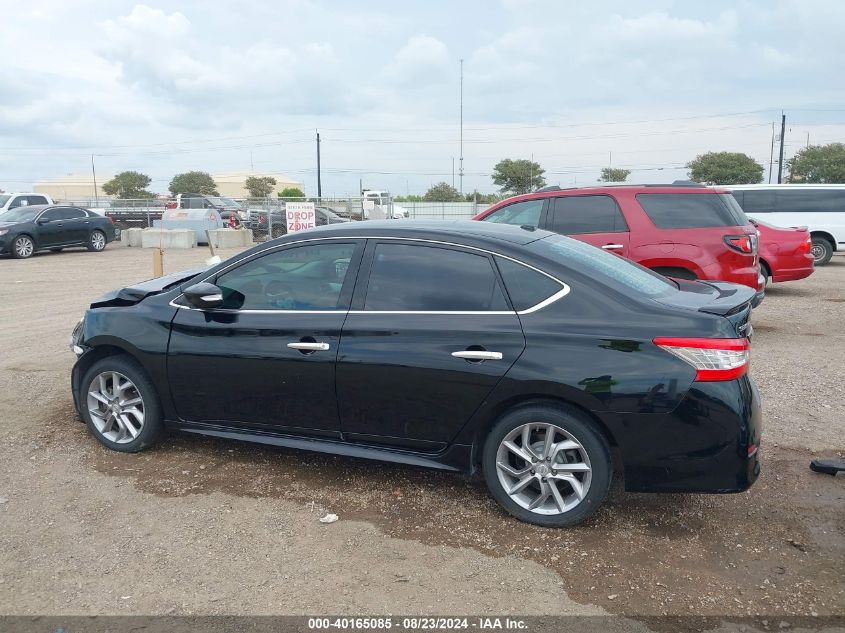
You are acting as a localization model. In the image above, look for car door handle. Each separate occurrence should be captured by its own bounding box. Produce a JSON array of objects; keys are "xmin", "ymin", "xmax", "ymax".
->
[
  {"xmin": 602, "ymin": 244, "xmax": 624, "ymax": 250},
  {"xmin": 451, "ymin": 350, "xmax": 503, "ymax": 361},
  {"xmin": 287, "ymin": 342, "xmax": 330, "ymax": 351}
]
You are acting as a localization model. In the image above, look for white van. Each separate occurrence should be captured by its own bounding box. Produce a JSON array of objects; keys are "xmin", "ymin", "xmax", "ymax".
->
[{"xmin": 724, "ymin": 184, "xmax": 845, "ymax": 265}]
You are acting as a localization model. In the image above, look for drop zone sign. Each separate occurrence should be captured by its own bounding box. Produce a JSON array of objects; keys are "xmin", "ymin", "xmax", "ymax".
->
[{"xmin": 285, "ymin": 202, "xmax": 316, "ymax": 233}]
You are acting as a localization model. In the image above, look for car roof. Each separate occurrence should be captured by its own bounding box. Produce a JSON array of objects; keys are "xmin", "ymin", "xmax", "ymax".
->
[
  {"xmin": 490, "ymin": 184, "xmax": 729, "ymax": 207},
  {"xmin": 281, "ymin": 219, "xmax": 553, "ymax": 246}
]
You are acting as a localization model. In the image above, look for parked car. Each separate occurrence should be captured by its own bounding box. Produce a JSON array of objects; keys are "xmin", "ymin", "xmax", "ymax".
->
[
  {"xmin": 749, "ymin": 217, "xmax": 814, "ymax": 286},
  {"xmin": 248, "ymin": 205, "xmax": 349, "ymax": 238},
  {"xmin": 473, "ymin": 184, "xmax": 765, "ymax": 306},
  {"xmin": 0, "ymin": 204, "xmax": 116, "ymax": 259},
  {"xmin": 166, "ymin": 193, "xmax": 244, "ymax": 227},
  {"xmin": 724, "ymin": 184, "xmax": 845, "ymax": 266},
  {"xmin": 69, "ymin": 221, "xmax": 761, "ymax": 527},
  {"xmin": 0, "ymin": 192, "xmax": 54, "ymax": 213}
]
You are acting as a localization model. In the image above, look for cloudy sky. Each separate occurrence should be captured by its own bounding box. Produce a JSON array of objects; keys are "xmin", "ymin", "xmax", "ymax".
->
[{"xmin": 2, "ymin": 0, "xmax": 844, "ymax": 197}]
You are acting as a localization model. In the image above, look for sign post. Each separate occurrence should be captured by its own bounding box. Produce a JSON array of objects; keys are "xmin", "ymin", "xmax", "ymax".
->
[{"xmin": 285, "ymin": 202, "xmax": 317, "ymax": 234}]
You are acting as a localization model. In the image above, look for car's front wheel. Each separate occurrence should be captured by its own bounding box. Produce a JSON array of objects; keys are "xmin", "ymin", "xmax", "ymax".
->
[
  {"xmin": 88, "ymin": 230, "xmax": 107, "ymax": 252},
  {"xmin": 11, "ymin": 235, "xmax": 35, "ymax": 259},
  {"xmin": 482, "ymin": 403, "xmax": 611, "ymax": 527},
  {"xmin": 80, "ymin": 356, "xmax": 164, "ymax": 452}
]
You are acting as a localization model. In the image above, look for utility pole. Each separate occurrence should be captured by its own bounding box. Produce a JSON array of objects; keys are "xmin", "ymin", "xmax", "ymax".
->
[
  {"xmin": 250, "ymin": 148, "xmax": 254, "ymax": 172},
  {"xmin": 768, "ymin": 122, "xmax": 776, "ymax": 184},
  {"xmin": 91, "ymin": 154, "xmax": 98, "ymax": 206},
  {"xmin": 459, "ymin": 58, "xmax": 464, "ymax": 195},
  {"xmin": 777, "ymin": 112, "xmax": 786, "ymax": 184},
  {"xmin": 316, "ymin": 130, "xmax": 322, "ymax": 200}
]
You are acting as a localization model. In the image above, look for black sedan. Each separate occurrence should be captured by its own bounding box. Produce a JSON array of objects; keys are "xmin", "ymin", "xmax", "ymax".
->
[
  {"xmin": 0, "ymin": 205, "xmax": 116, "ymax": 259},
  {"xmin": 69, "ymin": 221, "xmax": 761, "ymax": 526}
]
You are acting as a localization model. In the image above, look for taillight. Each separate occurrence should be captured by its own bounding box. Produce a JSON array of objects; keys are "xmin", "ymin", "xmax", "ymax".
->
[
  {"xmin": 799, "ymin": 236, "xmax": 812, "ymax": 254},
  {"xmin": 653, "ymin": 337, "xmax": 750, "ymax": 382},
  {"xmin": 724, "ymin": 234, "xmax": 755, "ymax": 254}
]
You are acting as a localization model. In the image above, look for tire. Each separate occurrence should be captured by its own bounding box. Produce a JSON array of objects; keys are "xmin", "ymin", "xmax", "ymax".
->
[
  {"xmin": 482, "ymin": 403, "xmax": 611, "ymax": 527},
  {"xmin": 760, "ymin": 261, "xmax": 771, "ymax": 287},
  {"xmin": 79, "ymin": 355, "xmax": 164, "ymax": 453},
  {"xmin": 87, "ymin": 230, "xmax": 107, "ymax": 252},
  {"xmin": 811, "ymin": 236, "xmax": 833, "ymax": 266},
  {"xmin": 50, "ymin": 248, "xmax": 63, "ymax": 253},
  {"xmin": 11, "ymin": 235, "xmax": 35, "ymax": 259}
]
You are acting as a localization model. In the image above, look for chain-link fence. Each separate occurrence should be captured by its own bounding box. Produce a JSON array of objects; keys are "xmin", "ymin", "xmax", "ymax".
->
[{"xmin": 54, "ymin": 196, "xmax": 495, "ymax": 244}]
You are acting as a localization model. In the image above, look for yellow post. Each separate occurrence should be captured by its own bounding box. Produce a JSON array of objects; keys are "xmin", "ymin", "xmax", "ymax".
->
[{"xmin": 152, "ymin": 247, "xmax": 164, "ymax": 277}]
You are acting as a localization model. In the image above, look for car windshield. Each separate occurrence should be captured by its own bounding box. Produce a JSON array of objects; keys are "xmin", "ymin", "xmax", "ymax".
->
[
  {"xmin": 219, "ymin": 197, "xmax": 242, "ymax": 208},
  {"xmin": 0, "ymin": 206, "xmax": 41, "ymax": 223},
  {"xmin": 0, "ymin": 195, "xmax": 10, "ymax": 207},
  {"xmin": 531, "ymin": 234, "xmax": 677, "ymax": 298}
]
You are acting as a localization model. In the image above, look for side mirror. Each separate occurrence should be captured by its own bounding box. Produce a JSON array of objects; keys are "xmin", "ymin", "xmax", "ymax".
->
[
  {"xmin": 37, "ymin": 218, "xmax": 49, "ymax": 225},
  {"xmin": 183, "ymin": 282, "xmax": 225, "ymax": 310}
]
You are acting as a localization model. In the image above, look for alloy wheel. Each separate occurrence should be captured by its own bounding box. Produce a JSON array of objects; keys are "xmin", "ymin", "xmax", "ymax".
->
[
  {"xmin": 495, "ymin": 422, "xmax": 592, "ymax": 515},
  {"xmin": 91, "ymin": 231, "xmax": 106, "ymax": 251},
  {"xmin": 86, "ymin": 371, "xmax": 145, "ymax": 444},
  {"xmin": 14, "ymin": 236, "xmax": 34, "ymax": 258}
]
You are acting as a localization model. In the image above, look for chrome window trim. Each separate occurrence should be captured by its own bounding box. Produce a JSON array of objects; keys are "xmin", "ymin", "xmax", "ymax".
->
[{"xmin": 170, "ymin": 235, "xmax": 571, "ymax": 315}]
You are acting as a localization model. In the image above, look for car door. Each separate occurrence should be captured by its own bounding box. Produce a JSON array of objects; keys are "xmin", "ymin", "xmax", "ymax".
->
[
  {"xmin": 545, "ymin": 195, "xmax": 630, "ymax": 257},
  {"xmin": 167, "ymin": 239, "xmax": 364, "ymax": 437},
  {"xmin": 34, "ymin": 207, "xmax": 67, "ymax": 247},
  {"xmin": 336, "ymin": 240, "xmax": 526, "ymax": 452},
  {"xmin": 57, "ymin": 207, "xmax": 90, "ymax": 243}
]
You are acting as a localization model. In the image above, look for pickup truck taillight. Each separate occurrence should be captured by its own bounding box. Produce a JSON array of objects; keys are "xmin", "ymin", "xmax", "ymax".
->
[{"xmin": 653, "ymin": 337, "xmax": 750, "ymax": 381}]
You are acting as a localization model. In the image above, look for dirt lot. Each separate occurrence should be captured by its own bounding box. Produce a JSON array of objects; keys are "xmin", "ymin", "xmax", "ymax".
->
[{"xmin": 0, "ymin": 244, "xmax": 842, "ymax": 625}]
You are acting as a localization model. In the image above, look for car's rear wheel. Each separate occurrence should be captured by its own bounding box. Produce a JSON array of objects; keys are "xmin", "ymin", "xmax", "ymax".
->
[
  {"xmin": 80, "ymin": 356, "xmax": 163, "ymax": 452},
  {"xmin": 482, "ymin": 404, "xmax": 611, "ymax": 527},
  {"xmin": 811, "ymin": 236, "xmax": 833, "ymax": 266},
  {"xmin": 11, "ymin": 235, "xmax": 35, "ymax": 259},
  {"xmin": 88, "ymin": 230, "xmax": 107, "ymax": 252}
]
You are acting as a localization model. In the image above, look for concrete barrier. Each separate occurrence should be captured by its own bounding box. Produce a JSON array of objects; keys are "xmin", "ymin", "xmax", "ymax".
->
[
  {"xmin": 123, "ymin": 227, "xmax": 144, "ymax": 247},
  {"xmin": 140, "ymin": 228, "xmax": 197, "ymax": 249},
  {"xmin": 206, "ymin": 228, "xmax": 254, "ymax": 249}
]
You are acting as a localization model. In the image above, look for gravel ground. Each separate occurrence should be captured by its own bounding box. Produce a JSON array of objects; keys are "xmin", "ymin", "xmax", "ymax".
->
[{"xmin": 0, "ymin": 244, "xmax": 842, "ymax": 625}]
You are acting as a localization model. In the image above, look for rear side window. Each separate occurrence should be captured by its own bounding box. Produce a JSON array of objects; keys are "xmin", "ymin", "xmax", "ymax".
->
[
  {"xmin": 481, "ymin": 199, "xmax": 544, "ymax": 227},
  {"xmin": 495, "ymin": 257, "xmax": 563, "ymax": 311},
  {"xmin": 365, "ymin": 244, "xmax": 509, "ymax": 311},
  {"xmin": 637, "ymin": 193, "xmax": 748, "ymax": 228},
  {"xmin": 40, "ymin": 208, "xmax": 62, "ymax": 222},
  {"xmin": 532, "ymin": 235, "xmax": 676, "ymax": 298},
  {"xmin": 27, "ymin": 195, "xmax": 48, "ymax": 205},
  {"xmin": 549, "ymin": 195, "xmax": 628, "ymax": 234}
]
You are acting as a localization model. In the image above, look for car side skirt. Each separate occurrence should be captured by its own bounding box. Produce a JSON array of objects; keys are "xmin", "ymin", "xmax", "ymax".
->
[{"xmin": 168, "ymin": 420, "xmax": 472, "ymax": 472}]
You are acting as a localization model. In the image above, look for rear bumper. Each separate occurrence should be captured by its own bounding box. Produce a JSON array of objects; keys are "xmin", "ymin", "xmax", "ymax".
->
[
  {"xmin": 618, "ymin": 376, "xmax": 762, "ymax": 493},
  {"xmin": 772, "ymin": 265, "xmax": 814, "ymax": 283}
]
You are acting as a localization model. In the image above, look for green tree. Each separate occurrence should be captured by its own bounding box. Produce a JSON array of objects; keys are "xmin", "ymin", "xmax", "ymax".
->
[
  {"xmin": 169, "ymin": 171, "xmax": 219, "ymax": 196},
  {"xmin": 787, "ymin": 143, "xmax": 845, "ymax": 183},
  {"xmin": 102, "ymin": 171, "xmax": 154, "ymax": 199},
  {"xmin": 244, "ymin": 175, "xmax": 277, "ymax": 198},
  {"xmin": 278, "ymin": 187, "xmax": 306, "ymax": 198},
  {"xmin": 686, "ymin": 152, "xmax": 763, "ymax": 185},
  {"xmin": 464, "ymin": 190, "xmax": 500, "ymax": 204},
  {"xmin": 598, "ymin": 167, "xmax": 631, "ymax": 182},
  {"xmin": 394, "ymin": 195, "xmax": 425, "ymax": 202},
  {"xmin": 491, "ymin": 158, "xmax": 545, "ymax": 195},
  {"xmin": 423, "ymin": 182, "xmax": 463, "ymax": 202}
]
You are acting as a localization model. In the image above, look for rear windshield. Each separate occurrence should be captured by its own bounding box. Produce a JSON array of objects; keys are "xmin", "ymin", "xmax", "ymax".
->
[
  {"xmin": 637, "ymin": 193, "xmax": 748, "ymax": 228},
  {"xmin": 531, "ymin": 234, "xmax": 676, "ymax": 298}
]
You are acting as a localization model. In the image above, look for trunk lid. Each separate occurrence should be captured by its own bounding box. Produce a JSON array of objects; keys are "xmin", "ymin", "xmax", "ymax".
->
[{"xmin": 655, "ymin": 279, "xmax": 755, "ymax": 337}]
